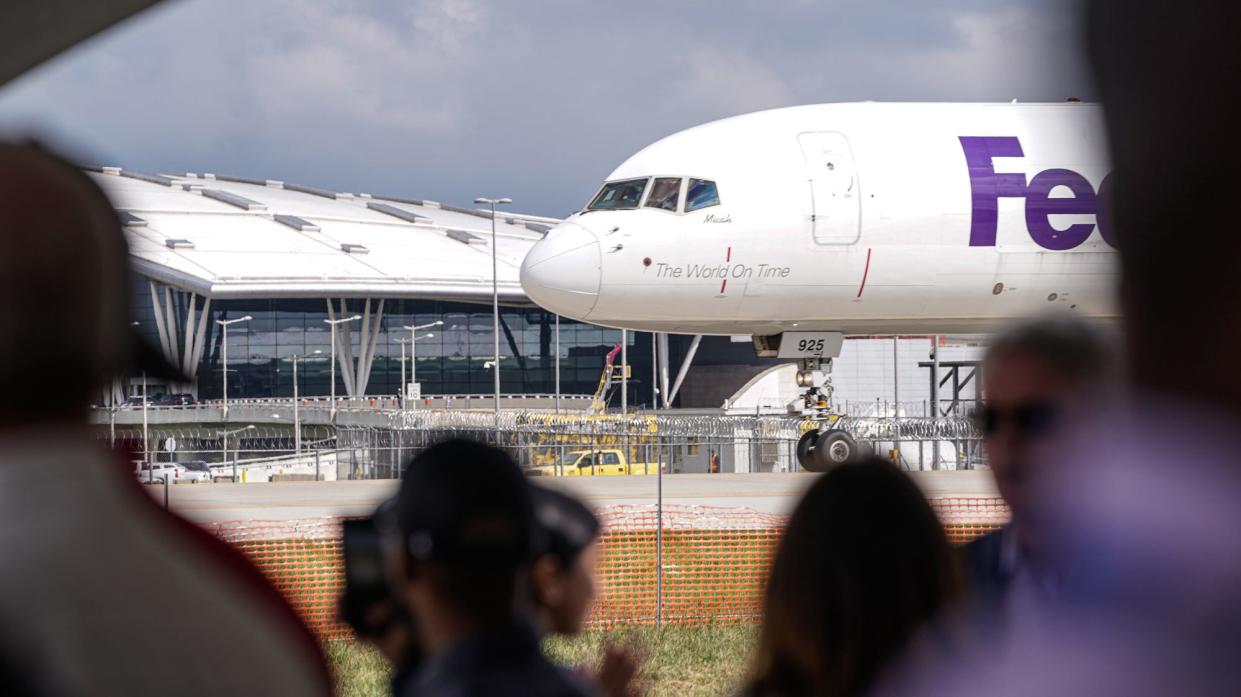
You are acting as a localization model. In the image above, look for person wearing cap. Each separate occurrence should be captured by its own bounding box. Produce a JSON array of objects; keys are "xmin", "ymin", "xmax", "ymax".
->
[
  {"xmin": 530, "ymin": 485, "xmax": 602, "ymax": 636},
  {"xmin": 0, "ymin": 142, "xmax": 330, "ymax": 695},
  {"xmin": 530, "ymin": 486, "xmax": 642, "ymax": 697},
  {"xmin": 386, "ymin": 439, "xmax": 595, "ymax": 697}
]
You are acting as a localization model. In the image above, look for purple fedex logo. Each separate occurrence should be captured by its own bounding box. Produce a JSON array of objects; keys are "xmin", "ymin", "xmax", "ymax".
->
[{"xmin": 960, "ymin": 136, "xmax": 1115, "ymax": 250}]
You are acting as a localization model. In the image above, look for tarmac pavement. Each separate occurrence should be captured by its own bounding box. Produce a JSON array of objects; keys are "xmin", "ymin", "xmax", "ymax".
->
[{"xmin": 155, "ymin": 470, "xmax": 998, "ymax": 523}]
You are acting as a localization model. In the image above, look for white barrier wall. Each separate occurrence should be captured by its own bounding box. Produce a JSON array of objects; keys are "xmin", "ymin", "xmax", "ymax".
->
[
  {"xmin": 832, "ymin": 338, "xmax": 984, "ymax": 415},
  {"xmin": 208, "ymin": 451, "xmax": 339, "ymax": 483}
]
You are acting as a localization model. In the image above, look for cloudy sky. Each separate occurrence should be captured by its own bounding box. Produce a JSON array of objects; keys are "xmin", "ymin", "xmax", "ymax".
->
[{"xmin": 0, "ymin": 0, "xmax": 1092, "ymax": 217}]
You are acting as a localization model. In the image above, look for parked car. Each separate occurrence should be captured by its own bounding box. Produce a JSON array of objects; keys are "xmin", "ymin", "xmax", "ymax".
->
[
  {"xmin": 178, "ymin": 461, "xmax": 212, "ymax": 483},
  {"xmin": 155, "ymin": 393, "xmax": 196, "ymax": 406},
  {"xmin": 134, "ymin": 462, "xmax": 183, "ymax": 484},
  {"xmin": 122, "ymin": 396, "xmax": 150, "ymax": 408},
  {"xmin": 528, "ymin": 449, "xmax": 665, "ymax": 477}
]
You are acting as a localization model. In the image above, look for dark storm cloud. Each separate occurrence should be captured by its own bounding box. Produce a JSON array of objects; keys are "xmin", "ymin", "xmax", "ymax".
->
[{"xmin": 0, "ymin": 0, "xmax": 1091, "ymax": 217}]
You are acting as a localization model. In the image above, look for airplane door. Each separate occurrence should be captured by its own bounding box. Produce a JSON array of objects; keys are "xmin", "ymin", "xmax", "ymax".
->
[{"xmin": 798, "ymin": 132, "xmax": 860, "ymax": 245}]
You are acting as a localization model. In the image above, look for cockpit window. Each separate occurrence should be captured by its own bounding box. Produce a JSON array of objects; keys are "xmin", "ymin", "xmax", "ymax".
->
[
  {"xmin": 587, "ymin": 178, "xmax": 648, "ymax": 211},
  {"xmin": 686, "ymin": 179, "xmax": 720, "ymax": 212},
  {"xmin": 644, "ymin": 177, "xmax": 682, "ymax": 211}
]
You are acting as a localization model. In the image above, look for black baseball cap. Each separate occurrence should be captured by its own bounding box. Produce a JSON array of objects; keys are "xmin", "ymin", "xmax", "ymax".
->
[
  {"xmin": 531, "ymin": 485, "xmax": 600, "ymax": 567},
  {"xmin": 394, "ymin": 439, "xmax": 534, "ymax": 567}
]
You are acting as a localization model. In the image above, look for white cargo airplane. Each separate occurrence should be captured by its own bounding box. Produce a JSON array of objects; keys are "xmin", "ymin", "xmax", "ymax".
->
[{"xmin": 521, "ymin": 102, "xmax": 1115, "ymax": 468}]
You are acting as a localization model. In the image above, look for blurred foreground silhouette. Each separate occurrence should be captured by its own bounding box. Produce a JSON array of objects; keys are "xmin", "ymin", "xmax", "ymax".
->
[{"xmin": 0, "ymin": 142, "xmax": 330, "ymax": 696}]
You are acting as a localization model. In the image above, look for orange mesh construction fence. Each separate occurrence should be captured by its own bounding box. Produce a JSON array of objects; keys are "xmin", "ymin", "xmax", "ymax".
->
[
  {"xmin": 206, "ymin": 497, "xmax": 1009, "ymax": 639},
  {"xmin": 935, "ymin": 497, "xmax": 1012, "ymax": 544},
  {"xmin": 207, "ymin": 519, "xmax": 350, "ymax": 638}
]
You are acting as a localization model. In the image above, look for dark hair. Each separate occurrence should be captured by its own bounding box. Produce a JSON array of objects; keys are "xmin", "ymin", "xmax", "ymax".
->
[
  {"xmin": 746, "ymin": 459, "xmax": 961, "ymax": 697},
  {"xmin": 1085, "ymin": 2, "xmax": 1241, "ymax": 404},
  {"xmin": 0, "ymin": 142, "xmax": 131, "ymax": 421},
  {"xmin": 531, "ymin": 485, "xmax": 600, "ymax": 568},
  {"xmin": 984, "ymin": 313, "xmax": 1114, "ymax": 387},
  {"xmin": 394, "ymin": 439, "xmax": 533, "ymax": 622}
]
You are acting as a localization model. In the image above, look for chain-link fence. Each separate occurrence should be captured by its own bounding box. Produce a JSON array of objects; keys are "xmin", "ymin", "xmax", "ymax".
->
[
  {"xmin": 96, "ymin": 406, "xmax": 987, "ymax": 476},
  {"xmin": 98, "ymin": 409, "xmax": 985, "ymax": 478}
]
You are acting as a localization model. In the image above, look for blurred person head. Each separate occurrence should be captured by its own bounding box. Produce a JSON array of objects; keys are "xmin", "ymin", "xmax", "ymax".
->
[
  {"xmin": 980, "ymin": 314, "xmax": 1112, "ymax": 527},
  {"xmin": 1085, "ymin": 3, "xmax": 1241, "ymax": 409},
  {"xmin": 745, "ymin": 459, "xmax": 961, "ymax": 697},
  {"xmin": 529, "ymin": 485, "xmax": 601, "ymax": 636},
  {"xmin": 386, "ymin": 438, "xmax": 535, "ymax": 656},
  {"xmin": 0, "ymin": 142, "xmax": 131, "ymax": 426}
]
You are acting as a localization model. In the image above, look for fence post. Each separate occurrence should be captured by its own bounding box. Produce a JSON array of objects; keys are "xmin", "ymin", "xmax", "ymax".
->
[
  {"xmin": 656, "ymin": 434, "xmax": 664, "ymax": 627},
  {"xmin": 163, "ymin": 476, "xmax": 170, "ymax": 509}
]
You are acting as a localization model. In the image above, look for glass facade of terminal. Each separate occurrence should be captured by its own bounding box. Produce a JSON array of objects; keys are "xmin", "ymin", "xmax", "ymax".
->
[{"xmin": 131, "ymin": 284, "xmax": 663, "ymax": 405}]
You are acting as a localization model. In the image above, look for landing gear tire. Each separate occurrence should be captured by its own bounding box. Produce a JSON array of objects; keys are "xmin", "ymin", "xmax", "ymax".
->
[
  {"xmin": 816, "ymin": 430, "xmax": 856, "ymax": 469},
  {"xmin": 796, "ymin": 429, "xmax": 858, "ymax": 472},
  {"xmin": 796, "ymin": 430, "xmax": 818, "ymax": 470}
]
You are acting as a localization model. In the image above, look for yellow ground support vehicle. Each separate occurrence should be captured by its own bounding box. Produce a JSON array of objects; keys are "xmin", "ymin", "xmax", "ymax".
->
[{"xmin": 528, "ymin": 449, "xmax": 664, "ymax": 477}]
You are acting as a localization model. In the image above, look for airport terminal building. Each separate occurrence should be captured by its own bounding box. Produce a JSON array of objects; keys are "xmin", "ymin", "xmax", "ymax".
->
[{"xmin": 94, "ymin": 167, "xmax": 753, "ymax": 406}]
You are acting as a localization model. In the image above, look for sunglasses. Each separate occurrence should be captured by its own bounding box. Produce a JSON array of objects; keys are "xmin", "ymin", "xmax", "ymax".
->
[{"xmin": 973, "ymin": 403, "xmax": 1059, "ymax": 438}]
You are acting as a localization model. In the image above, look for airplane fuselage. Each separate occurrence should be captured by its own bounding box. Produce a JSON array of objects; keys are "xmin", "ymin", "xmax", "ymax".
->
[{"xmin": 521, "ymin": 102, "xmax": 1116, "ymax": 336}]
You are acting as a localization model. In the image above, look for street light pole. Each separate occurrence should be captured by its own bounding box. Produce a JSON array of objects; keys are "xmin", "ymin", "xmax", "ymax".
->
[
  {"xmin": 142, "ymin": 371, "xmax": 149, "ymax": 482},
  {"xmin": 287, "ymin": 350, "xmax": 321, "ymax": 458},
  {"xmin": 216, "ymin": 315, "xmax": 252, "ymax": 417},
  {"xmin": 293, "ymin": 355, "xmax": 300, "ymax": 456},
  {"xmin": 395, "ymin": 338, "xmax": 408, "ymax": 409},
  {"xmin": 402, "ymin": 320, "xmax": 442, "ymax": 407},
  {"xmin": 324, "ymin": 315, "xmax": 361, "ymax": 418},
  {"xmin": 220, "ymin": 424, "xmax": 256, "ymax": 482},
  {"xmin": 474, "ymin": 196, "xmax": 512, "ymax": 440},
  {"xmin": 621, "ymin": 328, "xmax": 628, "ymax": 415},
  {"xmin": 555, "ymin": 314, "xmax": 561, "ymax": 413},
  {"xmin": 651, "ymin": 332, "xmax": 658, "ymax": 408}
]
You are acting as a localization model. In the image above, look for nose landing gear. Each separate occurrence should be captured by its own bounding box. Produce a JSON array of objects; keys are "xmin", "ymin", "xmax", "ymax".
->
[
  {"xmin": 793, "ymin": 355, "xmax": 857, "ymax": 472},
  {"xmin": 753, "ymin": 332, "xmax": 859, "ymax": 472}
]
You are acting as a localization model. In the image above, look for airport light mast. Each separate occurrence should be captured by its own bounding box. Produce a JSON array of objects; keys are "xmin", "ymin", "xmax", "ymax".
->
[
  {"xmin": 395, "ymin": 338, "xmax": 408, "ymax": 409},
  {"xmin": 324, "ymin": 314, "xmax": 361, "ymax": 419},
  {"xmin": 218, "ymin": 424, "xmax": 255, "ymax": 482},
  {"xmin": 474, "ymin": 196, "xmax": 512, "ymax": 439},
  {"xmin": 402, "ymin": 320, "xmax": 442, "ymax": 408},
  {"xmin": 286, "ymin": 350, "xmax": 321, "ymax": 456},
  {"xmin": 215, "ymin": 315, "xmax": 252, "ymax": 417}
]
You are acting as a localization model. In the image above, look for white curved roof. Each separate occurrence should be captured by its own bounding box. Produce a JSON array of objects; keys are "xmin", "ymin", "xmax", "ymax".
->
[{"xmin": 89, "ymin": 168, "xmax": 557, "ymax": 302}]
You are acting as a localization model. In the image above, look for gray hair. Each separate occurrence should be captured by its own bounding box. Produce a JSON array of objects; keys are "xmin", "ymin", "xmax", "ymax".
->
[{"xmin": 984, "ymin": 313, "xmax": 1116, "ymax": 386}]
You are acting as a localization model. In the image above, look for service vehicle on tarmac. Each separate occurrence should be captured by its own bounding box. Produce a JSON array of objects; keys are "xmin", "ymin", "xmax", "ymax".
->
[
  {"xmin": 528, "ymin": 449, "xmax": 665, "ymax": 477},
  {"xmin": 135, "ymin": 462, "xmax": 183, "ymax": 484}
]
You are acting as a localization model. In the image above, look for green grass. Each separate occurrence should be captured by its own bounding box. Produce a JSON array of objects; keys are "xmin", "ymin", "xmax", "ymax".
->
[
  {"xmin": 546, "ymin": 625, "xmax": 756, "ymax": 697},
  {"xmin": 327, "ymin": 625, "xmax": 755, "ymax": 697},
  {"xmin": 325, "ymin": 641, "xmax": 394, "ymax": 697}
]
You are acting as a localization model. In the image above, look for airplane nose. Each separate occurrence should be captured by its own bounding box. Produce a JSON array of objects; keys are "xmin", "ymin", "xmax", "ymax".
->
[{"xmin": 520, "ymin": 221, "xmax": 602, "ymax": 320}]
